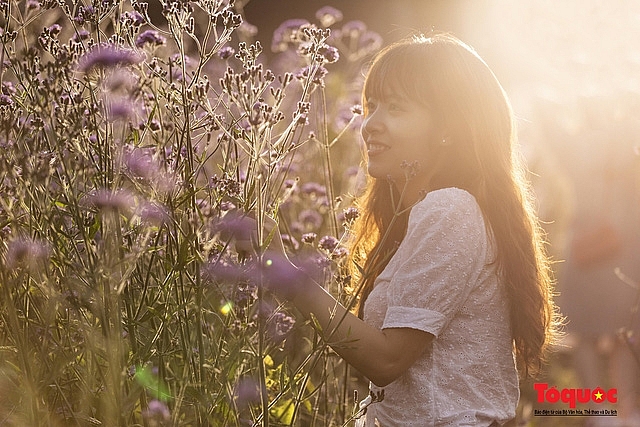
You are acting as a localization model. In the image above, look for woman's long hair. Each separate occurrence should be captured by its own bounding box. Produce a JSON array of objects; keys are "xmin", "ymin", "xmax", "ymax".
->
[{"xmin": 348, "ymin": 33, "xmax": 562, "ymax": 378}]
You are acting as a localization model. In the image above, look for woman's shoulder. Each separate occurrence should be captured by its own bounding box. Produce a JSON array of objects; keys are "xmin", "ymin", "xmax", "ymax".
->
[
  {"xmin": 406, "ymin": 187, "xmax": 486, "ymax": 239},
  {"xmin": 411, "ymin": 187, "xmax": 481, "ymax": 219},
  {"xmin": 404, "ymin": 187, "xmax": 491, "ymax": 260}
]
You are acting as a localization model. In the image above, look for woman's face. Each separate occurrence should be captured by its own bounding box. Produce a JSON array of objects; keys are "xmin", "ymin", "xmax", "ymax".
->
[{"xmin": 361, "ymin": 90, "xmax": 440, "ymax": 193}]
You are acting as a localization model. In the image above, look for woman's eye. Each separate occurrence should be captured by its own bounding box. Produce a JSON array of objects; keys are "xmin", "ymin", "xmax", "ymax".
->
[{"xmin": 388, "ymin": 103, "xmax": 402, "ymax": 112}]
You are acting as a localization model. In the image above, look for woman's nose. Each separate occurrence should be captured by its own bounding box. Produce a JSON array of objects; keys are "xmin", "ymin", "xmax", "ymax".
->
[{"xmin": 361, "ymin": 111, "xmax": 383, "ymax": 140}]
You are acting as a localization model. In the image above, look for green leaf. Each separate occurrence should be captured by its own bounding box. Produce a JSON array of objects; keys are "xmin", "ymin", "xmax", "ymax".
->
[{"xmin": 270, "ymin": 398, "xmax": 295, "ymax": 424}]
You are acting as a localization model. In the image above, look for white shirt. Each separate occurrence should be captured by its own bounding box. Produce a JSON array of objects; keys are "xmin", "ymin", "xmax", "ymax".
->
[{"xmin": 362, "ymin": 188, "xmax": 518, "ymax": 426}]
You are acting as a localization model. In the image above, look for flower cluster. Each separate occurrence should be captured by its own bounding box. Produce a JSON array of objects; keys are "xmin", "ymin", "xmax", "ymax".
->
[{"xmin": 0, "ymin": 1, "xmax": 381, "ymax": 425}]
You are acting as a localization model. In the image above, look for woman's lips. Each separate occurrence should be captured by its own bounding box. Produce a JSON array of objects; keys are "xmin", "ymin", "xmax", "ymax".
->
[{"xmin": 367, "ymin": 142, "xmax": 390, "ymax": 156}]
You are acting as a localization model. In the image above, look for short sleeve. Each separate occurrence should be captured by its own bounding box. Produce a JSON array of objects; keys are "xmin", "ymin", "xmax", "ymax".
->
[{"xmin": 381, "ymin": 188, "xmax": 488, "ymax": 337}]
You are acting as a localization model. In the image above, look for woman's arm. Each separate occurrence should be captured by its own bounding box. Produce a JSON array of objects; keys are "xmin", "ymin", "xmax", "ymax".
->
[
  {"xmin": 292, "ymin": 282, "xmax": 433, "ymax": 387},
  {"xmin": 228, "ymin": 212, "xmax": 432, "ymax": 386}
]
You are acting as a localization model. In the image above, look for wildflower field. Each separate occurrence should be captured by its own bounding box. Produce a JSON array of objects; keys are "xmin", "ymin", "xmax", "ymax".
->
[{"xmin": 0, "ymin": 0, "xmax": 382, "ymax": 425}]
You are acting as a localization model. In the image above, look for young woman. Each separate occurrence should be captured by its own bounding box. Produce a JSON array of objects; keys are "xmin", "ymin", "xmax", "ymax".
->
[{"xmin": 263, "ymin": 33, "xmax": 561, "ymax": 426}]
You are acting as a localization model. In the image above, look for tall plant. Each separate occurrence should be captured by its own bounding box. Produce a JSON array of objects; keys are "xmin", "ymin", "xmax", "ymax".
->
[{"xmin": 0, "ymin": 0, "xmax": 382, "ymax": 425}]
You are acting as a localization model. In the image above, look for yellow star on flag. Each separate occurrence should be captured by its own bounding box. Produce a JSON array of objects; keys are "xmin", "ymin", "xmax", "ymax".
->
[{"xmin": 594, "ymin": 391, "xmax": 603, "ymax": 401}]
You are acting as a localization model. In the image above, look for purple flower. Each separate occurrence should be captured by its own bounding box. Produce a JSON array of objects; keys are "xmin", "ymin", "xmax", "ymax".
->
[
  {"xmin": 26, "ymin": 0, "xmax": 40, "ymax": 10},
  {"xmin": 0, "ymin": 94, "xmax": 13, "ymax": 106},
  {"xmin": 148, "ymin": 119, "xmax": 161, "ymax": 131},
  {"xmin": 272, "ymin": 19, "xmax": 309, "ymax": 52},
  {"xmin": 219, "ymin": 201, "xmax": 236, "ymax": 211},
  {"xmin": 142, "ymin": 399, "xmax": 170, "ymax": 423},
  {"xmin": 316, "ymin": 6, "xmax": 343, "ymax": 27},
  {"xmin": 238, "ymin": 20, "xmax": 258, "ymax": 38},
  {"xmin": 77, "ymin": 44, "xmax": 144, "ymax": 72},
  {"xmin": 104, "ymin": 69, "xmax": 138, "ymax": 91},
  {"xmin": 137, "ymin": 201, "xmax": 169, "ymax": 225},
  {"xmin": 135, "ymin": 29, "xmax": 166, "ymax": 48},
  {"xmin": 284, "ymin": 179, "xmax": 297, "ymax": 190},
  {"xmin": 341, "ymin": 20, "xmax": 367, "ymax": 38},
  {"xmin": 107, "ymin": 98, "xmax": 134, "ymax": 120},
  {"xmin": 214, "ymin": 210, "xmax": 254, "ymax": 243},
  {"xmin": 233, "ymin": 377, "xmax": 261, "ymax": 409},
  {"xmin": 218, "ymin": 46, "xmax": 235, "ymax": 60},
  {"xmin": 281, "ymin": 234, "xmax": 300, "ymax": 251},
  {"xmin": 301, "ymin": 182, "xmax": 326, "ymax": 196},
  {"xmin": 295, "ymin": 65, "xmax": 328, "ymax": 86},
  {"xmin": 333, "ymin": 106, "xmax": 356, "ymax": 131},
  {"xmin": 124, "ymin": 147, "xmax": 160, "ymax": 179},
  {"xmin": 202, "ymin": 258, "xmax": 247, "ymax": 284},
  {"xmin": 234, "ymin": 282, "xmax": 258, "ymax": 310},
  {"xmin": 5, "ymin": 238, "xmax": 50, "ymax": 270},
  {"xmin": 342, "ymin": 207, "xmax": 360, "ymax": 224},
  {"xmin": 330, "ymin": 246, "xmax": 348, "ymax": 260},
  {"xmin": 74, "ymin": 5, "xmax": 96, "ymax": 24},
  {"xmin": 254, "ymin": 253, "xmax": 319, "ymax": 299},
  {"xmin": 318, "ymin": 45, "xmax": 339, "ymax": 63},
  {"xmin": 301, "ymin": 233, "xmax": 317, "ymax": 244},
  {"xmin": 47, "ymin": 24, "xmax": 62, "ymax": 35},
  {"xmin": 123, "ymin": 10, "xmax": 144, "ymax": 26},
  {"xmin": 318, "ymin": 235, "xmax": 339, "ymax": 252},
  {"xmin": 1, "ymin": 81, "xmax": 16, "ymax": 96},
  {"xmin": 359, "ymin": 31, "xmax": 383, "ymax": 53},
  {"xmin": 299, "ymin": 209, "xmax": 323, "ymax": 230},
  {"xmin": 71, "ymin": 29, "xmax": 90, "ymax": 43},
  {"xmin": 268, "ymin": 311, "xmax": 295, "ymax": 341},
  {"xmin": 85, "ymin": 188, "xmax": 136, "ymax": 213}
]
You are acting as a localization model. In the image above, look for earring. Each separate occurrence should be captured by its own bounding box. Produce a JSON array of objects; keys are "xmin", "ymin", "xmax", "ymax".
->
[{"xmin": 441, "ymin": 137, "xmax": 449, "ymax": 145}]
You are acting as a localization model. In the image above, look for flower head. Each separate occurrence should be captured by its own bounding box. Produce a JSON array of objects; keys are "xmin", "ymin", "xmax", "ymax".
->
[
  {"xmin": 71, "ymin": 29, "xmax": 90, "ymax": 43},
  {"xmin": 299, "ymin": 209, "xmax": 323, "ymax": 230},
  {"xmin": 256, "ymin": 253, "xmax": 313, "ymax": 299},
  {"xmin": 233, "ymin": 377, "xmax": 261, "ymax": 409},
  {"xmin": 47, "ymin": 23, "xmax": 62, "ymax": 36},
  {"xmin": 316, "ymin": 6, "xmax": 343, "ymax": 27},
  {"xmin": 272, "ymin": 19, "xmax": 309, "ymax": 52},
  {"xmin": 5, "ymin": 238, "xmax": 50, "ymax": 270},
  {"xmin": 106, "ymin": 98, "xmax": 135, "ymax": 121},
  {"xmin": 26, "ymin": 0, "xmax": 40, "ymax": 10},
  {"xmin": 358, "ymin": 31, "xmax": 383, "ymax": 53},
  {"xmin": 318, "ymin": 45, "xmax": 339, "ymax": 63},
  {"xmin": 85, "ymin": 188, "xmax": 136, "ymax": 214},
  {"xmin": 77, "ymin": 44, "xmax": 144, "ymax": 72},
  {"xmin": 142, "ymin": 399, "xmax": 170, "ymax": 424},
  {"xmin": 218, "ymin": 46, "xmax": 235, "ymax": 60},
  {"xmin": 301, "ymin": 182, "xmax": 326, "ymax": 197},
  {"xmin": 342, "ymin": 207, "xmax": 360, "ymax": 225},
  {"xmin": 341, "ymin": 20, "xmax": 367, "ymax": 38},
  {"xmin": 122, "ymin": 10, "xmax": 145, "ymax": 26},
  {"xmin": 301, "ymin": 233, "xmax": 317, "ymax": 244},
  {"xmin": 318, "ymin": 235, "xmax": 339, "ymax": 252},
  {"xmin": 203, "ymin": 258, "xmax": 245, "ymax": 284},
  {"xmin": 295, "ymin": 65, "xmax": 328, "ymax": 86},
  {"xmin": 268, "ymin": 311, "xmax": 295, "ymax": 342},
  {"xmin": 137, "ymin": 201, "xmax": 170, "ymax": 226},
  {"xmin": 135, "ymin": 30, "xmax": 166, "ymax": 48},
  {"xmin": 238, "ymin": 20, "xmax": 258, "ymax": 38}
]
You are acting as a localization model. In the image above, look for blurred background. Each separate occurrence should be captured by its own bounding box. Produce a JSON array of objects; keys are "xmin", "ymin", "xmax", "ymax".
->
[{"xmin": 242, "ymin": 1, "xmax": 640, "ymax": 425}]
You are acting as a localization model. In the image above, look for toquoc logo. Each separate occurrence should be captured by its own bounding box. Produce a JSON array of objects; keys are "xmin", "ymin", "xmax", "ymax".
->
[{"xmin": 534, "ymin": 383, "xmax": 618, "ymax": 409}]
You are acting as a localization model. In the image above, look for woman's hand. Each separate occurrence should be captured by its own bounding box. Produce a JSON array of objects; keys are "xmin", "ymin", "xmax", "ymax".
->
[
  {"xmin": 219, "ymin": 209, "xmax": 287, "ymax": 258},
  {"xmin": 218, "ymin": 209, "xmax": 312, "ymax": 300}
]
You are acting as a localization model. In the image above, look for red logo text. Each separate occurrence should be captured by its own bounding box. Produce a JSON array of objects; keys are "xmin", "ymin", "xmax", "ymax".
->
[{"xmin": 534, "ymin": 383, "xmax": 617, "ymax": 409}]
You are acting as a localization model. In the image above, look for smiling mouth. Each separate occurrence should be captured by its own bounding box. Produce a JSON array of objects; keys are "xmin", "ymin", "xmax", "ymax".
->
[{"xmin": 367, "ymin": 142, "xmax": 390, "ymax": 156}]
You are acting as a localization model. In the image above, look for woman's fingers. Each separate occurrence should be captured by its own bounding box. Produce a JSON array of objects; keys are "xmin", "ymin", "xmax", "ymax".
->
[{"xmin": 218, "ymin": 209, "xmax": 286, "ymax": 256}]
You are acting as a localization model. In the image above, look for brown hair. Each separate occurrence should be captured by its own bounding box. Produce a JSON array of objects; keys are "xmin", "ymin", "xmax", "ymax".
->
[{"xmin": 348, "ymin": 33, "xmax": 562, "ymax": 378}]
